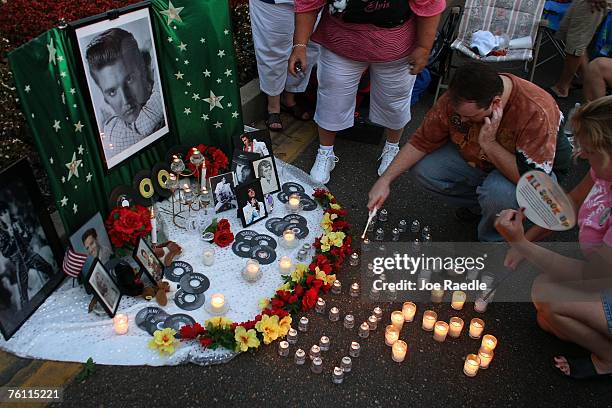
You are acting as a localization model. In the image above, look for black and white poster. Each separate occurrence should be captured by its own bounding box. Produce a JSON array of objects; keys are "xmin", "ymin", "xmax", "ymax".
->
[{"xmin": 252, "ymin": 156, "xmax": 280, "ymax": 195}]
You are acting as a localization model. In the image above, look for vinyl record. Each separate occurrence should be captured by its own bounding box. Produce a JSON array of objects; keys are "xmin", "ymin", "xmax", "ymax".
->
[
  {"xmin": 166, "ymin": 145, "xmax": 190, "ymax": 163},
  {"xmin": 290, "ymin": 225, "xmax": 310, "ymax": 239},
  {"xmin": 232, "ymin": 240, "xmax": 254, "ymax": 258},
  {"xmin": 283, "ymin": 214, "xmax": 308, "ymax": 227},
  {"xmin": 250, "ymin": 245, "xmax": 277, "ymax": 265},
  {"xmin": 164, "ymin": 261, "xmax": 194, "ymax": 282},
  {"xmin": 145, "ymin": 313, "xmax": 169, "ymax": 335},
  {"xmin": 251, "ymin": 234, "xmax": 277, "ymax": 249},
  {"xmin": 136, "ymin": 307, "xmax": 168, "ymax": 330},
  {"xmin": 164, "ymin": 314, "xmax": 196, "ymax": 336},
  {"xmin": 109, "ymin": 185, "xmax": 138, "ymax": 208},
  {"xmin": 276, "ymin": 191, "xmax": 289, "ymax": 203},
  {"xmin": 174, "ymin": 290, "xmax": 206, "ymax": 311},
  {"xmin": 271, "ymin": 220, "xmax": 291, "ymax": 237},
  {"xmin": 300, "ymin": 197, "xmax": 318, "ymax": 211},
  {"xmin": 265, "ymin": 218, "xmax": 283, "ymax": 233},
  {"xmin": 235, "ymin": 230, "xmax": 259, "ymax": 243},
  {"xmin": 179, "ymin": 273, "xmax": 210, "ymax": 294},
  {"xmin": 152, "ymin": 162, "xmax": 172, "ymax": 198},
  {"xmin": 282, "ymin": 182, "xmax": 305, "ymax": 193},
  {"xmin": 133, "ymin": 169, "xmax": 158, "ymax": 205}
]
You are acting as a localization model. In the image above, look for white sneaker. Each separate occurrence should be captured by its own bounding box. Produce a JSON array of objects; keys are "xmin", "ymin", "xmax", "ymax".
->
[
  {"xmin": 309, "ymin": 149, "xmax": 338, "ymax": 184},
  {"xmin": 377, "ymin": 144, "xmax": 400, "ymax": 176}
]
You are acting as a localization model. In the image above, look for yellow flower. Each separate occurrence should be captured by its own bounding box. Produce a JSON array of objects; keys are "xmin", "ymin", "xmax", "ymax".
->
[
  {"xmin": 330, "ymin": 203, "xmax": 341, "ymax": 210},
  {"xmin": 320, "ymin": 231, "xmax": 346, "ymax": 252},
  {"xmin": 325, "ymin": 192, "xmax": 334, "ymax": 201},
  {"xmin": 325, "ymin": 274, "xmax": 336, "ymax": 285},
  {"xmin": 321, "ymin": 212, "xmax": 338, "ymax": 232},
  {"xmin": 278, "ymin": 315, "xmax": 292, "ymax": 337},
  {"xmin": 277, "ymin": 282, "xmax": 291, "ymax": 292},
  {"xmin": 255, "ymin": 314, "xmax": 280, "ymax": 345},
  {"xmin": 148, "ymin": 328, "xmax": 178, "ymax": 355},
  {"xmin": 291, "ymin": 264, "xmax": 308, "ymax": 282},
  {"xmin": 259, "ymin": 298, "xmax": 270, "ymax": 310},
  {"xmin": 206, "ymin": 316, "xmax": 233, "ymax": 329},
  {"xmin": 234, "ymin": 326, "xmax": 260, "ymax": 352},
  {"xmin": 314, "ymin": 267, "xmax": 336, "ymax": 286}
]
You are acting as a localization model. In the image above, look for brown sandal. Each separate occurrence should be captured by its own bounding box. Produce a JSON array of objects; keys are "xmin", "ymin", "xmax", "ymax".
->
[
  {"xmin": 281, "ymin": 103, "xmax": 311, "ymax": 121},
  {"xmin": 266, "ymin": 112, "xmax": 283, "ymax": 131}
]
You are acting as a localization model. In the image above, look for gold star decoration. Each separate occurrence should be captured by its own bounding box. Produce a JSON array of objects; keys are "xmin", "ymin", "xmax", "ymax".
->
[{"xmin": 160, "ymin": 1, "xmax": 184, "ymax": 25}]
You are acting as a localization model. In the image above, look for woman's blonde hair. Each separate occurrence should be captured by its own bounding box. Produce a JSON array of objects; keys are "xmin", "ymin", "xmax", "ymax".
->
[{"xmin": 571, "ymin": 95, "xmax": 612, "ymax": 163}]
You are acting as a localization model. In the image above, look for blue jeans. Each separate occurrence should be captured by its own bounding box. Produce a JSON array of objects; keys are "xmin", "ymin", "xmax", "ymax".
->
[{"xmin": 410, "ymin": 143, "xmax": 518, "ymax": 242}]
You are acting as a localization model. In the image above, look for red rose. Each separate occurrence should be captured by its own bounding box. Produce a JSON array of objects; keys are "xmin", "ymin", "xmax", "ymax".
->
[
  {"xmin": 293, "ymin": 284, "xmax": 304, "ymax": 297},
  {"xmin": 217, "ymin": 219, "xmax": 231, "ymax": 231},
  {"xmin": 213, "ymin": 229, "xmax": 234, "ymax": 248},
  {"xmin": 199, "ymin": 336, "xmax": 213, "ymax": 348},
  {"xmin": 271, "ymin": 299, "xmax": 285, "ymax": 309},
  {"xmin": 302, "ymin": 287, "xmax": 318, "ymax": 310},
  {"xmin": 288, "ymin": 294, "xmax": 298, "ymax": 304},
  {"xmin": 180, "ymin": 323, "xmax": 205, "ymax": 340}
]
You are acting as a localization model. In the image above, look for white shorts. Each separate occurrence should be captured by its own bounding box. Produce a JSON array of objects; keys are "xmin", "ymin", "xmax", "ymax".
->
[
  {"xmin": 249, "ymin": 0, "xmax": 319, "ymax": 96},
  {"xmin": 314, "ymin": 46, "xmax": 417, "ymax": 131}
]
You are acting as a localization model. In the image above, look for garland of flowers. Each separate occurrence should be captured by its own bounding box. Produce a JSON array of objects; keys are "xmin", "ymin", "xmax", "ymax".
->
[
  {"xmin": 149, "ymin": 189, "xmax": 352, "ymax": 355},
  {"xmin": 184, "ymin": 143, "xmax": 229, "ymax": 179}
]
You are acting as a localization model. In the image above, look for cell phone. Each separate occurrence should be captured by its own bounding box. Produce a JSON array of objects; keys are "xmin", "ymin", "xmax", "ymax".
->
[{"xmin": 295, "ymin": 63, "xmax": 305, "ymax": 79}]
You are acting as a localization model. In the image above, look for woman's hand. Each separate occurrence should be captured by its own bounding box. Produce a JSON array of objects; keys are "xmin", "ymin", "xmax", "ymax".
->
[
  {"xmin": 408, "ymin": 46, "xmax": 430, "ymax": 75},
  {"xmin": 494, "ymin": 208, "xmax": 526, "ymax": 243},
  {"xmin": 288, "ymin": 46, "xmax": 307, "ymax": 77}
]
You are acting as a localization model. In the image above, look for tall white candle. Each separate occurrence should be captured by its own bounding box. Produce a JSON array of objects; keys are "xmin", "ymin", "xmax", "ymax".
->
[
  {"xmin": 201, "ymin": 161, "xmax": 207, "ymax": 191},
  {"xmin": 203, "ymin": 246, "xmax": 215, "ymax": 266},
  {"xmin": 150, "ymin": 207, "xmax": 157, "ymax": 245}
]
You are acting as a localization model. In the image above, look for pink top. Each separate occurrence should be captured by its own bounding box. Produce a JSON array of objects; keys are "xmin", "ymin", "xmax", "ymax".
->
[
  {"xmin": 296, "ymin": 0, "xmax": 446, "ymax": 62},
  {"xmin": 578, "ymin": 168, "xmax": 612, "ymax": 255}
]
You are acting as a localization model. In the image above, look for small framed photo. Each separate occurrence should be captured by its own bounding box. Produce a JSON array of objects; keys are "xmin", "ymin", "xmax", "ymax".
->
[
  {"xmin": 252, "ymin": 155, "xmax": 280, "ymax": 195},
  {"xmin": 69, "ymin": 212, "xmax": 114, "ymax": 267},
  {"xmin": 236, "ymin": 180, "xmax": 268, "ymax": 228},
  {"xmin": 86, "ymin": 258, "xmax": 122, "ymax": 318},
  {"xmin": 233, "ymin": 128, "xmax": 273, "ymax": 158},
  {"xmin": 133, "ymin": 237, "xmax": 164, "ymax": 284},
  {"xmin": 209, "ymin": 172, "xmax": 238, "ymax": 213},
  {"xmin": 231, "ymin": 151, "xmax": 259, "ymax": 186}
]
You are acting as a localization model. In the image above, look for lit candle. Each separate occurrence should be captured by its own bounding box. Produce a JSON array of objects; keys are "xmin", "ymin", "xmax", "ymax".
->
[
  {"xmin": 315, "ymin": 297, "xmax": 326, "ymax": 314},
  {"xmin": 243, "ymin": 259, "xmax": 261, "ymax": 282},
  {"xmin": 331, "ymin": 280, "xmax": 342, "ymax": 295},
  {"xmin": 311, "ymin": 357, "xmax": 323, "ymax": 374},
  {"xmin": 451, "ymin": 291, "xmax": 467, "ymax": 310},
  {"xmin": 478, "ymin": 347, "xmax": 494, "ymax": 369},
  {"xmin": 402, "ymin": 302, "xmax": 417, "ymax": 322},
  {"xmin": 309, "ymin": 344, "xmax": 321, "ymax": 360},
  {"xmin": 279, "ymin": 256, "xmax": 293, "ymax": 274},
  {"xmin": 349, "ymin": 252, "xmax": 360, "ymax": 266},
  {"xmin": 329, "ymin": 307, "xmax": 340, "ymax": 322},
  {"xmin": 319, "ymin": 336, "xmax": 330, "ymax": 351},
  {"xmin": 448, "ymin": 317, "xmax": 464, "ymax": 338},
  {"xmin": 203, "ymin": 246, "xmax": 215, "ymax": 266},
  {"xmin": 287, "ymin": 193, "xmax": 301, "ymax": 213},
  {"xmin": 358, "ymin": 322, "xmax": 370, "ymax": 338},
  {"xmin": 298, "ymin": 316, "xmax": 309, "ymax": 332},
  {"xmin": 295, "ymin": 348, "xmax": 306, "ymax": 365},
  {"xmin": 373, "ymin": 307, "xmax": 383, "ymax": 321},
  {"xmin": 431, "ymin": 288, "xmax": 445, "ymax": 303},
  {"xmin": 463, "ymin": 354, "xmax": 481, "ymax": 377},
  {"xmin": 282, "ymin": 229, "xmax": 297, "ymax": 249},
  {"xmin": 367, "ymin": 315, "xmax": 378, "ymax": 331},
  {"xmin": 469, "ymin": 318, "xmax": 485, "ymax": 339},
  {"xmin": 209, "ymin": 293, "xmax": 226, "ymax": 315},
  {"xmin": 341, "ymin": 356, "xmax": 352, "ymax": 373},
  {"xmin": 391, "ymin": 311, "xmax": 404, "ymax": 330},
  {"xmin": 344, "ymin": 314, "xmax": 355, "ymax": 329},
  {"xmin": 433, "ymin": 321, "xmax": 449, "ymax": 342},
  {"xmin": 422, "ymin": 310, "xmax": 437, "ymax": 331},
  {"xmin": 150, "ymin": 207, "xmax": 157, "ymax": 245},
  {"xmin": 349, "ymin": 341, "xmax": 360, "ymax": 358},
  {"xmin": 113, "ymin": 314, "xmax": 128, "ymax": 335},
  {"xmin": 287, "ymin": 328, "xmax": 298, "ymax": 344},
  {"xmin": 385, "ymin": 325, "xmax": 400, "ymax": 346},
  {"xmin": 391, "ymin": 340, "xmax": 408, "ymax": 363},
  {"xmin": 201, "ymin": 161, "xmax": 207, "ymax": 191},
  {"xmin": 278, "ymin": 340, "xmax": 289, "ymax": 357},
  {"xmin": 481, "ymin": 334, "xmax": 498, "ymax": 352},
  {"xmin": 349, "ymin": 282, "xmax": 360, "ymax": 297},
  {"xmin": 332, "ymin": 366, "xmax": 344, "ymax": 384}
]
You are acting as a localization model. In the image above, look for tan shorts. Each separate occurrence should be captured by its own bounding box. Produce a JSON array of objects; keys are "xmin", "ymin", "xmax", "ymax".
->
[{"xmin": 556, "ymin": 0, "xmax": 609, "ymax": 56}]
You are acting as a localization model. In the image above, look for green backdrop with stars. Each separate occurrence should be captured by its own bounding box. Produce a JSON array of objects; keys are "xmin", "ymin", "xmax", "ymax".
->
[{"xmin": 9, "ymin": 0, "xmax": 243, "ymax": 235}]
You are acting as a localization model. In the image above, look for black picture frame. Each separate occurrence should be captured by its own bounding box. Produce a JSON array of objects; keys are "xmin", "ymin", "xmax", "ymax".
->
[
  {"xmin": 132, "ymin": 237, "xmax": 164, "ymax": 284},
  {"xmin": 86, "ymin": 258, "xmax": 122, "ymax": 318},
  {"xmin": 231, "ymin": 150, "xmax": 260, "ymax": 186},
  {"xmin": 233, "ymin": 128, "xmax": 273, "ymax": 159},
  {"xmin": 252, "ymin": 155, "xmax": 281, "ymax": 195},
  {"xmin": 71, "ymin": 1, "xmax": 170, "ymax": 172},
  {"xmin": 236, "ymin": 179, "xmax": 268, "ymax": 228},
  {"xmin": 209, "ymin": 171, "xmax": 238, "ymax": 214},
  {"xmin": 0, "ymin": 159, "xmax": 64, "ymax": 340}
]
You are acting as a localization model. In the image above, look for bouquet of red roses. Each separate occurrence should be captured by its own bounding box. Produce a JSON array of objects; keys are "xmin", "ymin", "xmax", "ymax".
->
[
  {"xmin": 204, "ymin": 218, "xmax": 235, "ymax": 248},
  {"xmin": 105, "ymin": 205, "xmax": 152, "ymax": 249},
  {"xmin": 184, "ymin": 144, "xmax": 229, "ymax": 179}
]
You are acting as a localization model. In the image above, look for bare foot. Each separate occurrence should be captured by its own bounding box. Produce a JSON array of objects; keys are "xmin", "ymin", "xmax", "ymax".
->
[{"xmin": 554, "ymin": 356, "xmax": 571, "ymax": 375}]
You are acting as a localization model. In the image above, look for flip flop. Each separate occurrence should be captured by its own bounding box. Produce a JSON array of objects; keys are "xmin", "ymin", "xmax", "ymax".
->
[
  {"xmin": 558, "ymin": 356, "xmax": 612, "ymax": 380},
  {"xmin": 548, "ymin": 86, "xmax": 568, "ymax": 100},
  {"xmin": 266, "ymin": 112, "xmax": 283, "ymax": 132},
  {"xmin": 281, "ymin": 102, "xmax": 311, "ymax": 121}
]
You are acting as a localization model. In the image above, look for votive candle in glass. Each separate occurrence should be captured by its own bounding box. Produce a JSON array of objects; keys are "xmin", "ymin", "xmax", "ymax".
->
[
  {"xmin": 469, "ymin": 318, "xmax": 485, "ymax": 339},
  {"xmin": 329, "ymin": 307, "xmax": 340, "ymax": 322},
  {"xmin": 481, "ymin": 334, "xmax": 498, "ymax": 352},
  {"xmin": 209, "ymin": 293, "xmax": 227, "ymax": 315},
  {"xmin": 370, "ymin": 287, "xmax": 380, "ymax": 301},
  {"xmin": 478, "ymin": 347, "xmax": 494, "ymax": 369},
  {"xmin": 391, "ymin": 340, "xmax": 408, "ymax": 363},
  {"xmin": 243, "ymin": 259, "xmax": 261, "ymax": 282},
  {"xmin": 319, "ymin": 336, "xmax": 330, "ymax": 351},
  {"xmin": 448, "ymin": 317, "xmax": 464, "ymax": 338},
  {"xmin": 474, "ymin": 296, "xmax": 489, "ymax": 313},
  {"xmin": 344, "ymin": 314, "xmax": 355, "ymax": 329},
  {"xmin": 402, "ymin": 302, "xmax": 417, "ymax": 322},
  {"xmin": 295, "ymin": 348, "xmax": 306, "ymax": 365},
  {"xmin": 350, "ymin": 282, "xmax": 360, "ymax": 297},
  {"xmin": 279, "ymin": 256, "xmax": 293, "ymax": 274},
  {"xmin": 373, "ymin": 307, "xmax": 383, "ymax": 321},
  {"xmin": 332, "ymin": 366, "xmax": 344, "ymax": 384},
  {"xmin": 422, "ymin": 310, "xmax": 437, "ymax": 331},
  {"xmin": 287, "ymin": 328, "xmax": 298, "ymax": 345},
  {"xmin": 451, "ymin": 290, "xmax": 467, "ymax": 310},
  {"xmin": 288, "ymin": 193, "xmax": 301, "ymax": 213},
  {"xmin": 113, "ymin": 314, "xmax": 128, "ymax": 335},
  {"xmin": 349, "ymin": 341, "xmax": 361, "ymax": 357},
  {"xmin": 278, "ymin": 340, "xmax": 289, "ymax": 357},
  {"xmin": 378, "ymin": 208, "xmax": 388, "ymax": 222},
  {"xmin": 391, "ymin": 311, "xmax": 404, "ymax": 330},
  {"xmin": 385, "ymin": 325, "xmax": 400, "ymax": 346},
  {"xmin": 315, "ymin": 297, "xmax": 326, "ymax": 314},
  {"xmin": 309, "ymin": 344, "xmax": 321, "ymax": 360},
  {"xmin": 282, "ymin": 229, "xmax": 297, "ymax": 249},
  {"xmin": 431, "ymin": 288, "xmax": 445, "ymax": 303},
  {"xmin": 433, "ymin": 321, "xmax": 449, "ymax": 342},
  {"xmin": 332, "ymin": 280, "xmax": 342, "ymax": 295},
  {"xmin": 358, "ymin": 322, "xmax": 370, "ymax": 338},
  {"xmin": 341, "ymin": 356, "xmax": 352, "ymax": 373},
  {"xmin": 311, "ymin": 356, "xmax": 323, "ymax": 374},
  {"xmin": 463, "ymin": 354, "xmax": 481, "ymax": 377},
  {"xmin": 367, "ymin": 315, "xmax": 378, "ymax": 331},
  {"xmin": 349, "ymin": 252, "xmax": 360, "ymax": 266},
  {"xmin": 203, "ymin": 246, "xmax": 215, "ymax": 266},
  {"xmin": 298, "ymin": 316, "xmax": 309, "ymax": 332}
]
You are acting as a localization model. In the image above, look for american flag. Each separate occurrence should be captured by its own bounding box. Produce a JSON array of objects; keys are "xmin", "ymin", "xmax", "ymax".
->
[{"xmin": 62, "ymin": 248, "xmax": 88, "ymax": 278}]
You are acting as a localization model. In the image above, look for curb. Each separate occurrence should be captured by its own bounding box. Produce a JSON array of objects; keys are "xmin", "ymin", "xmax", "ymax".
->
[{"xmin": 240, "ymin": 77, "xmax": 265, "ymax": 125}]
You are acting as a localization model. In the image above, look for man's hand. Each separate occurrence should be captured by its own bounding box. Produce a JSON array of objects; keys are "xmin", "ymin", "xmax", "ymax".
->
[
  {"xmin": 503, "ymin": 246, "xmax": 526, "ymax": 270},
  {"xmin": 288, "ymin": 47, "xmax": 307, "ymax": 77},
  {"xmin": 367, "ymin": 177, "xmax": 391, "ymax": 211},
  {"xmin": 494, "ymin": 208, "xmax": 526, "ymax": 243},
  {"xmin": 478, "ymin": 105, "xmax": 503, "ymax": 151},
  {"xmin": 408, "ymin": 46, "xmax": 430, "ymax": 75},
  {"xmin": 587, "ymin": 0, "xmax": 607, "ymax": 12}
]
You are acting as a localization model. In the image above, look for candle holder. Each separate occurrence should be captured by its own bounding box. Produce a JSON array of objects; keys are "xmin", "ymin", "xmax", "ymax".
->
[
  {"xmin": 281, "ymin": 229, "xmax": 299, "ymax": 249},
  {"xmin": 469, "ymin": 318, "xmax": 485, "ymax": 339},
  {"xmin": 481, "ymin": 334, "xmax": 498, "ymax": 352},
  {"xmin": 398, "ymin": 219, "xmax": 407, "ymax": 233},
  {"xmin": 366, "ymin": 263, "xmax": 374, "ymax": 278},
  {"xmin": 451, "ymin": 290, "xmax": 467, "ymax": 310},
  {"xmin": 315, "ymin": 297, "xmax": 326, "ymax": 314},
  {"xmin": 278, "ymin": 340, "xmax": 290, "ymax": 357},
  {"xmin": 302, "ymin": 243, "xmax": 312, "ymax": 255},
  {"xmin": 375, "ymin": 228, "xmax": 385, "ymax": 241},
  {"xmin": 113, "ymin": 314, "xmax": 129, "ymax": 335},
  {"xmin": 242, "ymin": 259, "xmax": 262, "ymax": 282},
  {"xmin": 203, "ymin": 245, "xmax": 215, "ymax": 266},
  {"xmin": 329, "ymin": 307, "xmax": 340, "ymax": 322},
  {"xmin": 478, "ymin": 347, "xmax": 494, "ymax": 369},
  {"xmin": 391, "ymin": 228, "xmax": 400, "ymax": 241},
  {"xmin": 448, "ymin": 317, "xmax": 464, "ymax": 338},
  {"xmin": 358, "ymin": 322, "xmax": 370, "ymax": 338},
  {"xmin": 362, "ymin": 238, "xmax": 372, "ymax": 252},
  {"xmin": 410, "ymin": 219, "xmax": 420, "ymax": 233},
  {"xmin": 349, "ymin": 252, "xmax": 360, "ymax": 266},
  {"xmin": 298, "ymin": 316, "xmax": 309, "ymax": 332},
  {"xmin": 391, "ymin": 340, "xmax": 408, "ymax": 363},
  {"xmin": 287, "ymin": 328, "xmax": 298, "ymax": 345},
  {"xmin": 474, "ymin": 296, "xmax": 489, "ymax": 313},
  {"xmin": 349, "ymin": 341, "xmax": 360, "ymax": 358},
  {"xmin": 433, "ymin": 321, "xmax": 449, "ymax": 342},
  {"xmin": 286, "ymin": 193, "xmax": 303, "ymax": 213},
  {"xmin": 319, "ymin": 336, "xmax": 330, "ymax": 351},
  {"xmin": 369, "ymin": 287, "xmax": 381, "ymax": 301},
  {"xmin": 278, "ymin": 256, "xmax": 293, "ymax": 274},
  {"xmin": 295, "ymin": 348, "xmax": 306, "ymax": 365},
  {"xmin": 385, "ymin": 325, "xmax": 400, "ymax": 346},
  {"xmin": 344, "ymin": 314, "xmax": 355, "ymax": 329},
  {"xmin": 412, "ymin": 239, "xmax": 421, "ymax": 253},
  {"xmin": 367, "ymin": 315, "xmax": 378, "ymax": 331},
  {"xmin": 463, "ymin": 354, "xmax": 481, "ymax": 377},
  {"xmin": 422, "ymin": 310, "xmax": 437, "ymax": 331},
  {"xmin": 341, "ymin": 356, "xmax": 352, "ymax": 373},
  {"xmin": 402, "ymin": 302, "xmax": 417, "ymax": 322},
  {"xmin": 309, "ymin": 344, "xmax": 321, "ymax": 360},
  {"xmin": 296, "ymin": 249, "xmax": 308, "ymax": 262},
  {"xmin": 431, "ymin": 288, "xmax": 445, "ymax": 303},
  {"xmin": 332, "ymin": 366, "xmax": 344, "ymax": 384},
  {"xmin": 378, "ymin": 208, "xmax": 388, "ymax": 222},
  {"xmin": 311, "ymin": 357, "xmax": 323, "ymax": 374},
  {"xmin": 390, "ymin": 311, "xmax": 404, "ymax": 330},
  {"xmin": 349, "ymin": 283, "xmax": 360, "ymax": 297},
  {"xmin": 331, "ymin": 280, "xmax": 342, "ymax": 295},
  {"xmin": 206, "ymin": 293, "xmax": 229, "ymax": 316}
]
